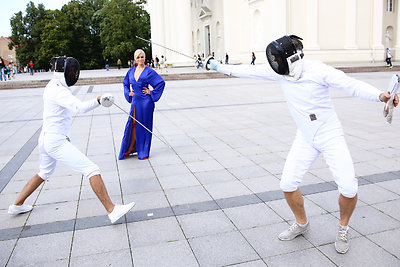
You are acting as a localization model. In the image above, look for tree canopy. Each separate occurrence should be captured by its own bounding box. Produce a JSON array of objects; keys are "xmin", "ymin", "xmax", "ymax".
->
[{"xmin": 9, "ymin": 0, "xmax": 150, "ymax": 70}]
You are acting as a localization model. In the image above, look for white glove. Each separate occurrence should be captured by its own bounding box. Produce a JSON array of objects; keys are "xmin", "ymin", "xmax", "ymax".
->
[
  {"xmin": 100, "ymin": 93, "xmax": 115, "ymax": 107},
  {"xmin": 383, "ymin": 99, "xmax": 395, "ymax": 124},
  {"xmin": 204, "ymin": 56, "xmax": 218, "ymax": 71},
  {"xmin": 209, "ymin": 59, "xmax": 219, "ymax": 71}
]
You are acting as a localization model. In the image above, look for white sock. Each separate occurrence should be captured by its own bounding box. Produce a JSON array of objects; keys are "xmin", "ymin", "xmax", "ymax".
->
[
  {"xmin": 339, "ymin": 224, "xmax": 349, "ymax": 231},
  {"xmin": 298, "ymin": 221, "xmax": 308, "ymax": 227}
]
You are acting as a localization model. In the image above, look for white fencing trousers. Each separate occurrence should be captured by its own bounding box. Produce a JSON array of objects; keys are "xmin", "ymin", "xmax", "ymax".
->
[
  {"xmin": 280, "ymin": 125, "xmax": 357, "ymax": 198},
  {"xmin": 37, "ymin": 132, "xmax": 100, "ymax": 180}
]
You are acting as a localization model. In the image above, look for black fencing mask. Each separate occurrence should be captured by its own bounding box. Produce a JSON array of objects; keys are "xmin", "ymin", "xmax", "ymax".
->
[
  {"xmin": 51, "ymin": 56, "xmax": 80, "ymax": 86},
  {"xmin": 266, "ymin": 35, "xmax": 302, "ymax": 76}
]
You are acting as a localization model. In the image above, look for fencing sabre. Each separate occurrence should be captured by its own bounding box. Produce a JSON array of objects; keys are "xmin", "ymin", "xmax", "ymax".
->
[
  {"xmin": 100, "ymin": 94, "xmax": 172, "ymax": 149},
  {"xmin": 135, "ymin": 35, "xmax": 214, "ymax": 70},
  {"xmin": 383, "ymin": 74, "xmax": 399, "ymax": 124}
]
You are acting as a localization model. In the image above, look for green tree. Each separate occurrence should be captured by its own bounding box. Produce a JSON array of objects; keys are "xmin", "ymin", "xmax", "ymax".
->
[
  {"xmin": 9, "ymin": 2, "xmax": 47, "ymax": 69},
  {"xmin": 9, "ymin": 0, "xmax": 151, "ymax": 70},
  {"xmin": 100, "ymin": 0, "xmax": 150, "ymax": 66}
]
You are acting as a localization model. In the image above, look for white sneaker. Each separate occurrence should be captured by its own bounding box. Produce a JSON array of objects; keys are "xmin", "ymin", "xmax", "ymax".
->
[
  {"xmin": 108, "ymin": 202, "xmax": 135, "ymax": 224},
  {"xmin": 278, "ymin": 222, "xmax": 310, "ymax": 241},
  {"xmin": 335, "ymin": 225, "xmax": 350, "ymax": 254},
  {"xmin": 8, "ymin": 204, "xmax": 33, "ymax": 215}
]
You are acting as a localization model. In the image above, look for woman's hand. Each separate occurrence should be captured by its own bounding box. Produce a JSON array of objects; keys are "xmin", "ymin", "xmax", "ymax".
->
[
  {"xmin": 142, "ymin": 87, "xmax": 151, "ymax": 95},
  {"xmin": 129, "ymin": 91, "xmax": 135, "ymax": 96}
]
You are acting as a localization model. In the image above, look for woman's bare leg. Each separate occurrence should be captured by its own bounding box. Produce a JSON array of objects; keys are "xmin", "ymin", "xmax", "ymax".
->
[{"xmin": 126, "ymin": 108, "xmax": 136, "ymax": 154}]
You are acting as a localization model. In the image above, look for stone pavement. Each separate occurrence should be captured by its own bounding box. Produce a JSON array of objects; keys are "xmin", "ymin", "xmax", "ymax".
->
[{"xmin": 0, "ymin": 69, "xmax": 400, "ymax": 266}]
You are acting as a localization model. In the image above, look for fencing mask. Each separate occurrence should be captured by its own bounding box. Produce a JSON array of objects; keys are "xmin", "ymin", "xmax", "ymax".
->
[
  {"xmin": 266, "ymin": 35, "xmax": 303, "ymax": 81},
  {"xmin": 50, "ymin": 56, "xmax": 80, "ymax": 87}
]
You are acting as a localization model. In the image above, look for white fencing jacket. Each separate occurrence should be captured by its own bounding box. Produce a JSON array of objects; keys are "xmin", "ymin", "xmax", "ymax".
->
[
  {"xmin": 42, "ymin": 73, "xmax": 99, "ymax": 137},
  {"xmin": 216, "ymin": 59, "xmax": 382, "ymax": 142}
]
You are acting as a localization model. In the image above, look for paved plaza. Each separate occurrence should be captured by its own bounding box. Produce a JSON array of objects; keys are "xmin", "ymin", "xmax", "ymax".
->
[{"xmin": 0, "ymin": 68, "xmax": 400, "ymax": 266}]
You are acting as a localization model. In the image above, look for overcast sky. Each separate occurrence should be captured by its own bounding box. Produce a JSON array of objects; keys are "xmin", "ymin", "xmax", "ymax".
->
[{"xmin": 1, "ymin": 0, "xmax": 71, "ymax": 37}]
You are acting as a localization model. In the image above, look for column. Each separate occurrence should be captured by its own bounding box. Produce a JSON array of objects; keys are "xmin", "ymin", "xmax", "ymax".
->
[
  {"xmin": 306, "ymin": 0, "xmax": 320, "ymax": 50},
  {"xmin": 345, "ymin": 0, "xmax": 357, "ymax": 49}
]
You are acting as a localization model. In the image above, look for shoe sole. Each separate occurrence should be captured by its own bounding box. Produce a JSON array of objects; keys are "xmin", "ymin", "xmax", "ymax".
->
[
  {"xmin": 110, "ymin": 202, "xmax": 136, "ymax": 224},
  {"xmin": 335, "ymin": 243, "xmax": 349, "ymax": 254},
  {"xmin": 278, "ymin": 228, "xmax": 309, "ymax": 241},
  {"xmin": 8, "ymin": 208, "xmax": 33, "ymax": 215}
]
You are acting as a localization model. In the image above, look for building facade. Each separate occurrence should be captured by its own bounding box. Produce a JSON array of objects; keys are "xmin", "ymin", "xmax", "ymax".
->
[
  {"xmin": 149, "ymin": 0, "xmax": 399, "ymax": 66},
  {"xmin": 0, "ymin": 37, "xmax": 17, "ymax": 65}
]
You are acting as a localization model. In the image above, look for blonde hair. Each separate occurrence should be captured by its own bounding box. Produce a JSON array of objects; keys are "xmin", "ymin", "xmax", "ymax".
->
[{"xmin": 134, "ymin": 49, "xmax": 145, "ymax": 60}]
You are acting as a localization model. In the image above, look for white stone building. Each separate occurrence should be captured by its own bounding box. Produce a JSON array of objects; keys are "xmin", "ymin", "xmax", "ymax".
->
[{"xmin": 148, "ymin": 0, "xmax": 399, "ymax": 66}]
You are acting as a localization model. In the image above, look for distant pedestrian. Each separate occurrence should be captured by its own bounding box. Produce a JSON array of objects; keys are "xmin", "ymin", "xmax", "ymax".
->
[
  {"xmin": 155, "ymin": 56, "xmax": 160, "ymax": 69},
  {"xmin": 29, "ymin": 61, "xmax": 34, "ymax": 75},
  {"xmin": 105, "ymin": 58, "xmax": 109, "ymax": 71},
  {"xmin": 251, "ymin": 52, "xmax": 256, "ymax": 65},
  {"xmin": 117, "ymin": 59, "xmax": 122, "ymax": 70},
  {"xmin": 386, "ymin": 48, "xmax": 393, "ymax": 68},
  {"xmin": 225, "ymin": 52, "xmax": 229, "ymax": 64},
  {"xmin": 0, "ymin": 57, "xmax": 5, "ymax": 81},
  {"xmin": 159, "ymin": 55, "xmax": 167, "ymax": 73}
]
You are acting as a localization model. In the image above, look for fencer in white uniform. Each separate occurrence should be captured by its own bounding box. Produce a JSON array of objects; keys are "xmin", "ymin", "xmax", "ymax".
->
[
  {"xmin": 9, "ymin": 56, "xmax": 135, "ymax": 224},
  {"xmin": 208, "ymin": 35, "xmax": 398, "ymax": 254}
]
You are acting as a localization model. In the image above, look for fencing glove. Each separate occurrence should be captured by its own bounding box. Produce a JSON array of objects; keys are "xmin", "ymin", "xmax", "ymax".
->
[
  {"xmin": 383, "ymin": 99, "xmax": 395, "ymax": 124},
  {"xmin": 205, "ymin": 56, "xmax": 218, "ymax": 71},
  {"xmin": 100, "ymin": 94, "xmax": 115, "ymax": 107}
]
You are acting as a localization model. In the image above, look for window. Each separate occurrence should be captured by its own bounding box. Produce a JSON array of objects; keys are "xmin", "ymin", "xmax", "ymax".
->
[{"xmin": 387, "ymin": 0, "xmax": 394, "ymax": 12}]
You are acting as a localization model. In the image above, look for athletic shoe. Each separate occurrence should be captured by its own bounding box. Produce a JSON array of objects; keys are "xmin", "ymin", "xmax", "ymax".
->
[
  {"xmin": 278, "ymin": 222, "xmax": 309, "ymax": 241},
  {"xmin": 108, "ymin": 202, "xmax": 136, "ymax": 224},
  {"xmin": 335, "ymin": 225, "xmax": 350, "ymax": 254},
  {"xmin": 8, "ymin": 204, "xmax": 33, "ymax": 215}
]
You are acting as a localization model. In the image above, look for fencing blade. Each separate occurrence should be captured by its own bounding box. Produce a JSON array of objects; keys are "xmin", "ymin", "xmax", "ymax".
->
[
  {"xmin": 136, "ymin": 35, "xmax": 214, "ymax": 70},
  {"xmin": 136, "ymin": 36, "xmax": 195, "ymax": 60},
  {"xmin": 111, "ymin": 101, "xmax": 172, "ymax": 149}
]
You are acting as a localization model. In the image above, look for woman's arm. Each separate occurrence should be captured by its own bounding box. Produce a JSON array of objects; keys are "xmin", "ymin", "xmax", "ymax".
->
[
  {"xmin": 123, "ymin": 69, "xmax": 133, "ymax": 103},
  {"xmin": 147, "ymin": 69, "xmax": 165, "ymax": 102}
]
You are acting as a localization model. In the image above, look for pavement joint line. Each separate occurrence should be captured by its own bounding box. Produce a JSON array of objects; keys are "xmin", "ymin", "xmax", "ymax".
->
[
  {"xmin": 0, "ymin": 127, "xmax": 42, "ymax": 193},
  {"xmin": 1, "ymin": 171, "xmax": 399, "ymax": 242}
]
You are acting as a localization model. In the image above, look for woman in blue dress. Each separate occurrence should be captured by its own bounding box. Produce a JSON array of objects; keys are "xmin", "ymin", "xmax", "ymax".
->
[{"xmin": 119, "ymin": 49, "xmax": 165, "ymax": 160}]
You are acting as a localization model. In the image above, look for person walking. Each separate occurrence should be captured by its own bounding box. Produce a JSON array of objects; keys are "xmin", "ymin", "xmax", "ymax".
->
[
  {"xmin": 251, "ymin": 52, "xmax": 256, "ymax": 65},
  {"xmin": 117, "ymin": 58, "xmax": 122, "ymax": 70},
  {"xmin": 105, "ymin": 58, "xmax": 109, "ymax": 71},
  {"xmin": 29, "ymin": 61, "xmax": 34, "ymax": 75},
  {"xmin": 0, "ymin": 57, "xmax": 6, "ymax": 81},
  {"xmin": 8, "ymin": 56, "xmax": 135, "ymax": 224},
  {"xmin": 208, "ymin": 35, "xmax": 399, "ymax": 254},
  {"xmin": 119, "ymin": 49, "xmax": 165, "ymax": 160},
  {"xmin": 386, "ymin": 48, "xmax": 393, "ymax": 68},
  {"xmin": 225, "ymin": 52, "xmax": 229, "ymax": 64}
]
